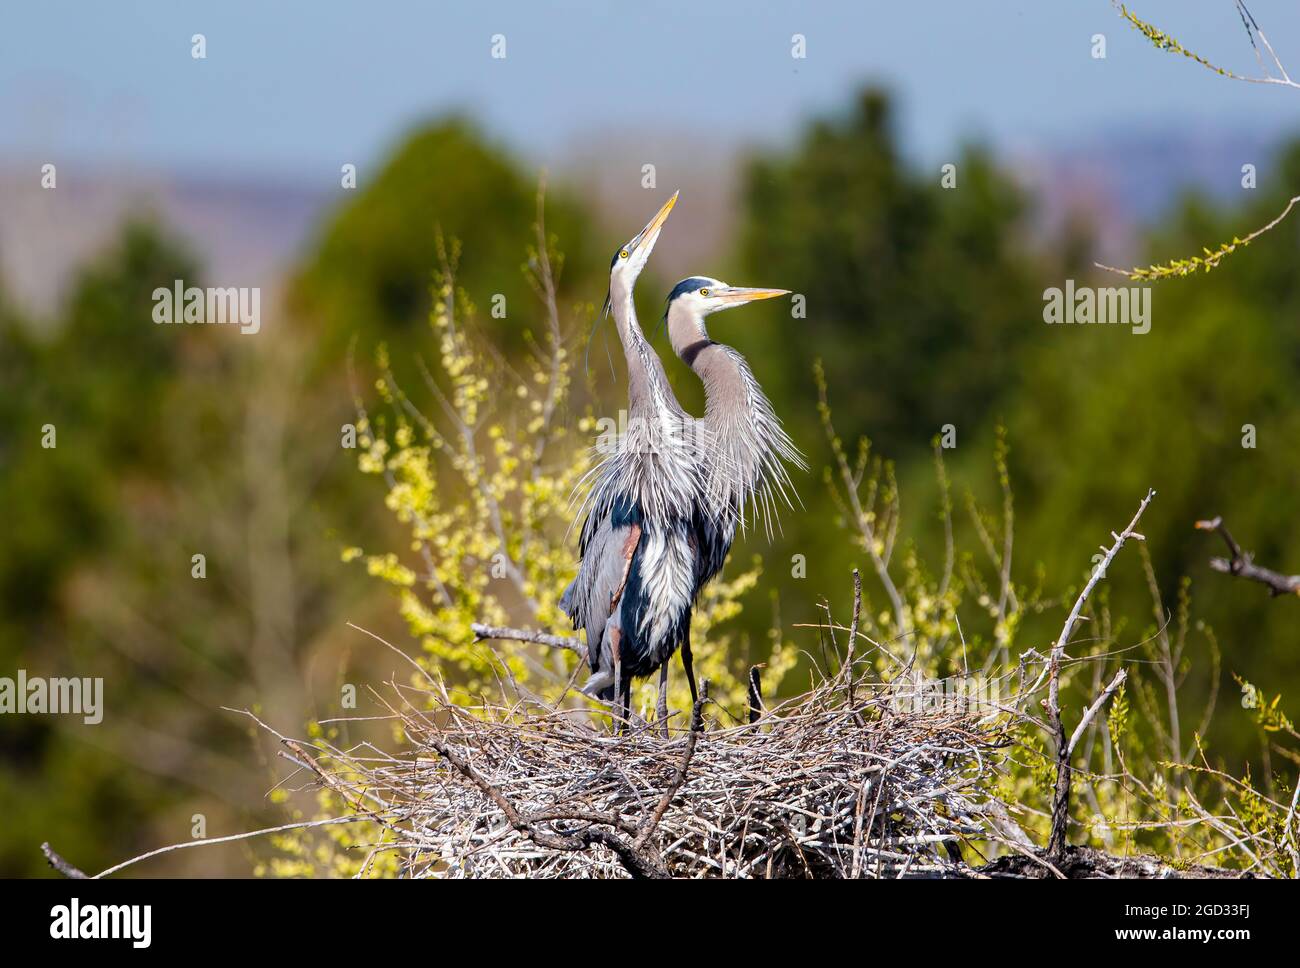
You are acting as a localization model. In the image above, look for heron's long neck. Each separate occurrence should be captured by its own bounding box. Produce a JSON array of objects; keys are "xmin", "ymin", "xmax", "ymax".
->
[
  {"xmin": 610, "ymin": 273, "xmax": 673, "ymax": 419},
  {"xmin": 609, "ymin": 273, "xmax": 645, "ymax": 353},
  {"xmin": 666, "ymin": 303, "xmax": 746, "ymax": 412},
  {"xmin": 667, "ymin": 300, "xmax": 803, "ymax": 530},
  {"xmin": 667, "ymin": 301, "xmax": 757, "ymax": 464},
  {"xmin": 688, "ymin": 346, "xmax": 759, "ymax": 451},
  {"xmin": 597, "ymin": 274, "xmax": 701, "ymax": 523}
]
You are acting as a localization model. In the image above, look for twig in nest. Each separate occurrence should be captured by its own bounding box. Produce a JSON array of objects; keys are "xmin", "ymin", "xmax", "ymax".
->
[
  {"xmin": 1195, "ymin": 516, "xmax": 1300, "ymax": 597},
  {"xmin": 420, "ymin": 716, "xmax": 670, "ymax": 879},
  {"xmin": 846, "ymin": 567, "xmax": 862, "ymax": 706},
  {"xmin": 637, "ymin": 681, "xmax": 708, "ymax": 850}
]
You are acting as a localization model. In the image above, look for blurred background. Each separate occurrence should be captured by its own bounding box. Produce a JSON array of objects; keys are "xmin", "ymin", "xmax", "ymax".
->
[{"xmin": 3, "ymin": 0, "xmax": 1300, "ymax": 875}]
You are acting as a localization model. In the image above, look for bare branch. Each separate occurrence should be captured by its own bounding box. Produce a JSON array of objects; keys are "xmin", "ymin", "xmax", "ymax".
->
[
  {"xmin": 1046, "ymin": 488, "xmax": 1156, "ymax": 857},
  {"xmin": 846, "ymin": 567, "xmax": 863, "ymax": 705},
  {"xmin": 747, "ymin": 666, "xmax": 765, "ymax": 724},
  {"xmin": 471, "ymin": 623, "xmax": 589, "ymax": 661},
  {"xmin": 1196, "ymin": 516, "xmax": 1300, "ymax": 597},
  {"xmin": 1068, "ymin": 669, "xmax": 1128, "ymax": 756},
  {"xmin": 89, "ymin": 817, "xmax": 367, "ymax": 879},
  {"xmin": 41, "ymin": 842, "xmax": 88, "ymax": 879}
]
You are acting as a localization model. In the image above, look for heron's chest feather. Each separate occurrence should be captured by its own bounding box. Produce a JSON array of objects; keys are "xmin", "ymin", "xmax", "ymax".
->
[{"xmin": 630, "ymin": 523, "xmax": 695, "ymax": 658}]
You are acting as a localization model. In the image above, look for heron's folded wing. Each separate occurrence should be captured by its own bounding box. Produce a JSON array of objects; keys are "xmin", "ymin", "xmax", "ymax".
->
[{"xmin": 565, "ymin": 511, "xmax": 640, "ymax": 676}]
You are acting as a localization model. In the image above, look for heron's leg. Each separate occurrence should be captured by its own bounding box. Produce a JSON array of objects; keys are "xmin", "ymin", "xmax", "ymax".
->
[
  {"xmin": 613, "ymin": 660, "xmax": 625, "ymax": 734},
  {"xmin": 610, "ymin": 627, "xmax": 624, "ymax": 734},
  {"xmin": 618, "ymin": 675, "xmax": 632, "ymax": 736},
  {"xmin": 656, "ymin": 664, "xmax": 669, "ymax": 738},
  {"xmin": 681, "ymin": 630, "xmax": 698, "ymax": 705}
]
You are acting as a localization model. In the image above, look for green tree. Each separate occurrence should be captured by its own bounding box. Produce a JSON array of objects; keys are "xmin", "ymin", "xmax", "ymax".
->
[
  {"xmin": 291, "ymin": 118, "xmax": 598, "ymax": 376},
  {"xmin": 1003, "ymin": 142, "xmax": 1300, "ymax": 762},
  {"xmin": 0, "ymin": 223, "xmax": 205, "ymax": 875},
  {"xmin": 735, "ymin": 89, "xmax": 1042, "ymax": 462}
]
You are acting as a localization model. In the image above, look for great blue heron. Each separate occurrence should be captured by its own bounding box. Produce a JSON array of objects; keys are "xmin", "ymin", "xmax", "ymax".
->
[
  {"xmin": 561, "ymin": 193, "xmax": 715, "ymax": 729},
  {"xmin": 662, "ymin": 276, "xmax": 806, "ymax": 597}
]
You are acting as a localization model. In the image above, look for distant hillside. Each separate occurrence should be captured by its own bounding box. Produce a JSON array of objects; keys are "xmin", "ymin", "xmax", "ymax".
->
[
  {"xmin": 1010, "ymin": 126, "xmax": 1284, "ymax": 267},
  {"xmin": 1, "ymin": 126, "xmax": 1287, "ymax": 324},
  {"xmin": 0, "ymin": 165, "xmax": 330, "ymax": 322}
]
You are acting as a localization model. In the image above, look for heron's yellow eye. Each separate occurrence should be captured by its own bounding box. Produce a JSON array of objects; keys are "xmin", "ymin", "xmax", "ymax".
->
[
  {"xmin": 619, "ymin": 250, "xmax": 629, "ymax": 259},
  {"xmin": 699, "ymin": 287, "xmax": 710, "ymax": 296}
]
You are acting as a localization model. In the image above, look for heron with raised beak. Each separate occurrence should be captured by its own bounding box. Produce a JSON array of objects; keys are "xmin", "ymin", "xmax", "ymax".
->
[{"xmin": 561, "ymin": 193, "xmax": 716, "ymax": 729}]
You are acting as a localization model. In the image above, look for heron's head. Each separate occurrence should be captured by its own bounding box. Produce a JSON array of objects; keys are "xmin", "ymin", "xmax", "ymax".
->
[
  {"xmin": 664, "ymin": 276, "xmax": 791, "ymax": 343},
  {"xmin": 609, "ymin": 191, "xmax": 679, "ymax": 286}
]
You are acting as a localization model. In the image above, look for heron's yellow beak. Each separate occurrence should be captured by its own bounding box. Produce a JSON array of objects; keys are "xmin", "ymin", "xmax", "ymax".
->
[
  {"xmin": 632, "ymin": 190, "xmax": 679, "ymax": 251},
  {"xmin": 715, "ymin": 287, "xmax": 791, "ymax": 305}
]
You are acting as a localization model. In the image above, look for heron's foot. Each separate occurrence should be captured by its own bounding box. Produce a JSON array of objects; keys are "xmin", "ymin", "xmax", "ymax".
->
[{"xmin": 580, "ymin": 669, "xmax": 614, "ymax": 698}]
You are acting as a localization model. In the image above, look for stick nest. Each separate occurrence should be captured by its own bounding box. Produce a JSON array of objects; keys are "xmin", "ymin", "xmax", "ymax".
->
[{"xmin": 284, "ymin": 667, "xmax": 1017, "ymax": 879}]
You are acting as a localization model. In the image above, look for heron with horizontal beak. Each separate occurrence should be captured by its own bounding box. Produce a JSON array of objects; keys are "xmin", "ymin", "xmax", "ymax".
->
[{"xmin": 662, "ymin": 276, "xmax": 806, "ymax": 602}]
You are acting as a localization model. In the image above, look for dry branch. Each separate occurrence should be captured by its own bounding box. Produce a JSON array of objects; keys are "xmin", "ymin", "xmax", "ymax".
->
[
  {"xmin": 1068, "ymin": 669, "xmax": 1128, "ymax": 756},
  {"xmin": 1046, "ymin": 488, "xmax": 1155, "ymax": 858},
  {"xmin": 846, "ymin": 567, "xmax": 863, "ymax": 706},
  {"xmin": 747, "ymin": 667, "xmax": 764, "ymax": 724},
  {"xmin": 1196, "ymin": 516, "xmax": 1300, "ymax": 597},
  {"xmin": 471, "ymin": 622, "xmax": 589, "ymax": 659},
  {"xmin": 41, "ymin": 842, "xmax": 88, "ymax": 879}
]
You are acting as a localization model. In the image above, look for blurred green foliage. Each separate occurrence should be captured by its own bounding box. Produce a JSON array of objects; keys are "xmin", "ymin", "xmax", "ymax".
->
[
  {"xmin": 0, "ymin": 121, "xmax": 608, "ymax": 877},
  {"xmin": 999, "ymin": 145, "xmax": 1300, "ymax": 760},
  {"xmin": 0, "ymin": 224, "xmax": 203, "ymax": 875},
  {"xmin": 290, "ymin": 118, "xmax": 598, "ymax": 375},
  {"xmin": 725, "ymin": 91, "xmax": 1300, "ymax": 777},
  {"xmin": 734, "ymin": 90, "xmax": 1043, "ymax": 462}
]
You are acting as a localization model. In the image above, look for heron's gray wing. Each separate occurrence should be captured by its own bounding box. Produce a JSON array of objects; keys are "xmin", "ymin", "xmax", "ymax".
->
[
  {"xmin": 563, "ymin": 510, "xmax": 635, "ymax": 678},
  {"xmin": 561, "ymin": 491, "xmax": 612, "ymax": 625}
]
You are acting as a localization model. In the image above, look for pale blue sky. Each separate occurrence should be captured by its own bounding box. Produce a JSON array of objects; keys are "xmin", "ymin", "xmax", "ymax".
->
[{"xmin": 2, "ymin": 0, "xmax": 1299, "ymax": 176}]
